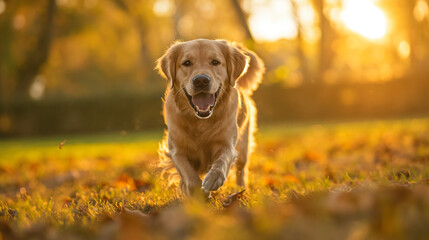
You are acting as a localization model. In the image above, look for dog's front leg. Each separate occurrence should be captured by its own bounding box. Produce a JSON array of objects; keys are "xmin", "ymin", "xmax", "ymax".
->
[
  {"xmin": 172, "ymin": 154, "xmax": 202, "ymax": 196},
  {"xmin": 202, "ymin": 145, "xmax": 237, "ymax": 192}
]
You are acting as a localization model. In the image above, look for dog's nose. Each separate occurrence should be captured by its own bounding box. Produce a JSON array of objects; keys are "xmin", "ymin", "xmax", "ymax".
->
[{"xmin": 192, "ymin": 74, "xmax": 211, "ymax": 89}]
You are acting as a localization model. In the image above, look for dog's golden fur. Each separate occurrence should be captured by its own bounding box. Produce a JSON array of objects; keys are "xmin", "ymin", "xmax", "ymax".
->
[{"xmin": 156, "ymin": 39, "xmax": 264, "ymax": 195}]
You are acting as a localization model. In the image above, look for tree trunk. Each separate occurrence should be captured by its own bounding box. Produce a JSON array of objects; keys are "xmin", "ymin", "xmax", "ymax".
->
[
  {"xmin": 290, "ymin": 0, "xmax": 310, "ymax": 83},
  {"xmin": 173, "ymin": 0, "xmax": 183, "ymax": 40},
  {"xmin": 404, "ymin": 0, "xmax": 420, "ymax": 73},
  {"xmin": 134, "ymin": 19, "xmax": 155, "ymax": 70},
  {"xmin": 313, "ymin": 0, "xmax": 334, "ymax": 82},
  {"xmin": 112, "ymin": 0, "xmax": 154, "ymax": 72},
  {"xmin": 16, "ymin": 0, "xmax": 56, "ymax": 98},
  {"xmin": 230, "ymin": 0, "xmax": 254, "ymax": 41}
]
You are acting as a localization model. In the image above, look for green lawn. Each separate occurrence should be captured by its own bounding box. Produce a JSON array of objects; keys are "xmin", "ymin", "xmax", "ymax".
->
[{"xmin": 1, "ymin": 118, "xmax": 429, "ymax": 239}]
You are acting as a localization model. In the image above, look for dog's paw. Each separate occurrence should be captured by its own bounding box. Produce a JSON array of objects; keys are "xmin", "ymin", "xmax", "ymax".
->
[{"xmin": 202, "ymin": 168, "xmax": 225, "ymax": 192}]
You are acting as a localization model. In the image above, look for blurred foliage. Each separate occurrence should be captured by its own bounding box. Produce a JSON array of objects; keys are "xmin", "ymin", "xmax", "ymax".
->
[
  {"xmin": 0, "ymin": 0, "xmax": 429, "ymax": 136},
  {"xmin": 0, "ymin": 0, "xmax": 428, "ymax": 101},
  {"xmin": 1, "ymin": 119, "xmax": 429, "ymax": 239}
]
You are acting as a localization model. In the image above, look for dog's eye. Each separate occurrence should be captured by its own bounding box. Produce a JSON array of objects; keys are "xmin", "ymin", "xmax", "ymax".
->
[
  {"xmin": 211, "ymin": 59, "xmax": 220, "ymax": 66},
  {"xmin": 182, "ymin": 60, "xmax": 192, "ymax": 66}
]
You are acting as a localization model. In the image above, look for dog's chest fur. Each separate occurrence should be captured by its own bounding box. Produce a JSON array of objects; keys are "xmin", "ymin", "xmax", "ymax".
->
[{"xmin": 166, "ymin": 88, "xmax": 240, "ymax": 173}]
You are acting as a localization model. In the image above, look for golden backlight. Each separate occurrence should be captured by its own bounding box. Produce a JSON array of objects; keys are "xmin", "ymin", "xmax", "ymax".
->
[
  {"xmin": 340, "ymin": 0, "xmax": 387, "ymax": 40},
  {"xmin": 248, "ymin": 0, "xmax": 297, "ymax": 41},
  {"xmin": 247, "ymin": 0, "xmax": 387, "ymax": 42}
]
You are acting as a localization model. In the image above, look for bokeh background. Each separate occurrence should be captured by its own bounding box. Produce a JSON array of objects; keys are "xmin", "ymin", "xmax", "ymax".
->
[{"xmin": 0, "ymin": 0, "xmax": 428, "ymax": 137}]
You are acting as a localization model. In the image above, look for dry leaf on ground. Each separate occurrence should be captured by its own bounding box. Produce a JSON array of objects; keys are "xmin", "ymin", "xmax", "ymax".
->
[{"xmin": 223, "ymin": 189, "xmax": 246, "ymax": 208}]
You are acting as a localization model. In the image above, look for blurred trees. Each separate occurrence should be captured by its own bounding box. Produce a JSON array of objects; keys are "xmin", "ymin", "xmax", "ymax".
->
[
  {"xmin": 0, "ymin": 0, "xmax": 428, "ymax": 102},
  {"xmin": 111, "ymin": 0, "xmax": 155, "ymax": 76},
  {"xmin": 0, "ymin": 0, "xmax": 57, "ymax": 100},
  {"xmin": 1, "ymin": 0, "xmax": 429, "ymax": 136},
  {"xmin": 290, "ymin": 0, "xmax": 309, "ymax": 83},
  {"xmin": 16, "ymin": 0, "xmax": 56, "ymax": 98},
  {"xmin": 380, "ymin": 0, "xmax": 429, "ymax": 74},
  {"xmin": 231, "ymin": 0, "xmax": 254, "ymax": 41},
  {"xmin": 310, "ymin": 0, "xmax": 336, "ymax": 82}
]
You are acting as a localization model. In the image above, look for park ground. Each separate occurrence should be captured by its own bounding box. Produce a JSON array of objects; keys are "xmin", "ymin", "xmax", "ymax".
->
[{"xmin": 1, "ymin": 118, "xmax": 429, "ymax": 239}]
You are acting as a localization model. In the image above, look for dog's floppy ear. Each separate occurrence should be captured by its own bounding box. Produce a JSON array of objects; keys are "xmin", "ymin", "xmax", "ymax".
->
[
  {"xmin": 218, "ymin": 41, "xmax": 249, "ymax": 86},
  {"xmin": 156, "ymin": 42, "xmax": 181, "ymax": 89}
]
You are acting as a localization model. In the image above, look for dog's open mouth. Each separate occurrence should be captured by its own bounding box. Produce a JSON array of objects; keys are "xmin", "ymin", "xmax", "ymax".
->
[{"xmin": 184, "ymin": 87, "xmax": 220, "ymax": 119}]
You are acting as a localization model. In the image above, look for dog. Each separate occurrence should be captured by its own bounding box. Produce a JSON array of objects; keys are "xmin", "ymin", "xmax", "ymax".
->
[{"xmin": 156, "ymin": 39, "xmax": 264, "ymax": 196}]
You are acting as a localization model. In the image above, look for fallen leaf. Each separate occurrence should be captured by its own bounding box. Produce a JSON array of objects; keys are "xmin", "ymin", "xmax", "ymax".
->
[
  {"xmin": 303, "ymin": 151, "xmax": 325, "ymax": 163},
  {"xmin": 114, "ymin": 173, "xmax": 136, "ymax": 190},
  {"xmin": 134, "ymin": 179, "xmax": 152, "ymax": 192},
  {"xmin": 265, "ymin": 177, "xmax": 280, "ymax": 187},
  {"xmin": 223, "ymin": 189, "xmax": 246, "ymax": 208},
  {"xmin": 63, "ymin": 197, "xmax": 72, "ymax": 207},
  {"xmin": 59, "ymin": 139, "xmax": 67, "ymax": 149},
  {"xmin": 283, "ymin": 174, "xmax": 300, "ymax": 183},
  {"xmin": 0, "ymin": 165, "xmax": 14, "ymax": 175}
]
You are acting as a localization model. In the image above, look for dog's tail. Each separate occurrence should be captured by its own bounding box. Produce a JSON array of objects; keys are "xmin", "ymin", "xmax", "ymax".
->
[{"xmin": 235, "ymin": 44, "xmax": 265, "ymax": 95}]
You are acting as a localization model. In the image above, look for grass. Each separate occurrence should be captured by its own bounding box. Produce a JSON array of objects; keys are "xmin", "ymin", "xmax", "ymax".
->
[{"xmin": 1, "ymin": 118, "xmax": 429, "ymax": 239}]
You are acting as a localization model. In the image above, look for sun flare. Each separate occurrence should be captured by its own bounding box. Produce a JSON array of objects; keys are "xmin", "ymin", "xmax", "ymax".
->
[
  {"xmin": 248, "ymin": 0, "xmax": 297, "ymax": 41},
  {"xmin": 247, "ymin": 0, "xmax": 316, "ymax": 42},
  {"xmin": 340, "ymin": 0, "xmax": 387, "ymax": 40}
]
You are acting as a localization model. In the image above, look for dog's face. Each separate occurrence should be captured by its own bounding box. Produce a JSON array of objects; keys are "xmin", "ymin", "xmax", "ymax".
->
[{"xmin": 157, "ymin": 39, "xmax": 249, "ymax": 119}]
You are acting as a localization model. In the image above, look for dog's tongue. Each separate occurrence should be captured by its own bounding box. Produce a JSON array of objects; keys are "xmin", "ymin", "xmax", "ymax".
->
[{"xmin": 192, "ymin": 93, "xmax": 215, "ymax": 111}]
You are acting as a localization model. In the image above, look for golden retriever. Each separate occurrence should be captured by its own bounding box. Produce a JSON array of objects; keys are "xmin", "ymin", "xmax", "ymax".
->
[{"xmin": 156, "ymin": 39, "xmax": 264, "ymax": 196}]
